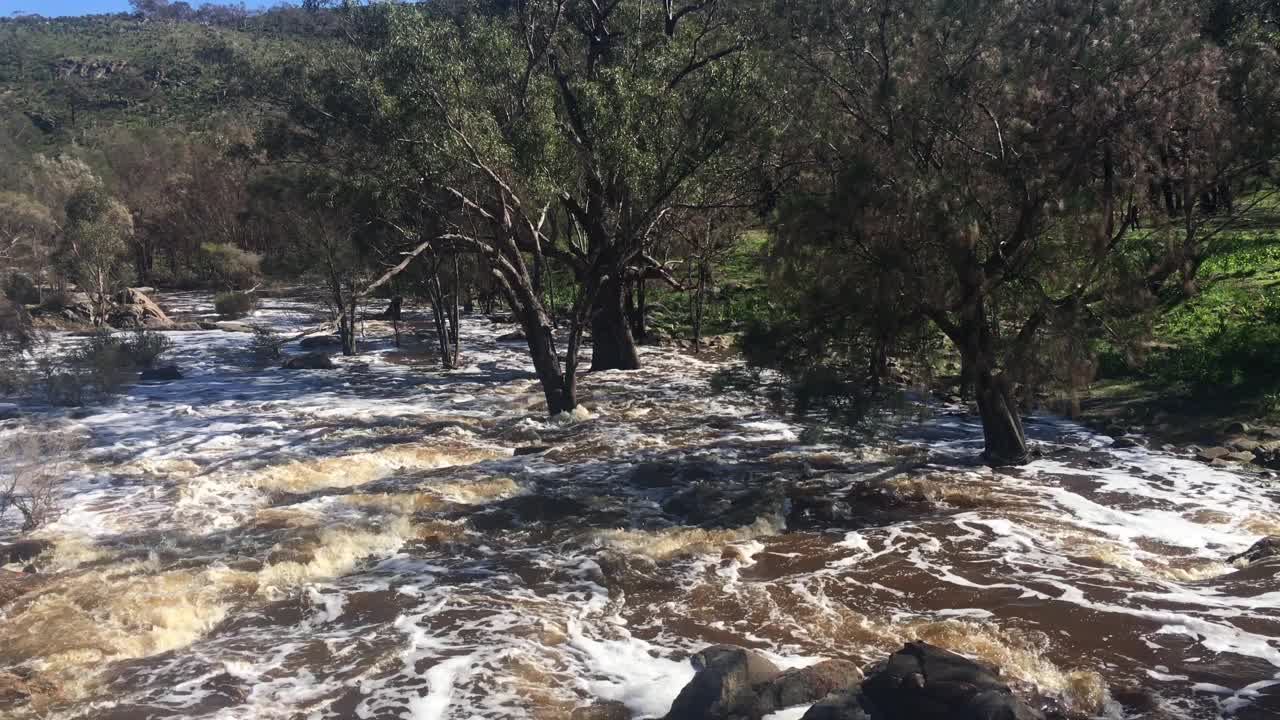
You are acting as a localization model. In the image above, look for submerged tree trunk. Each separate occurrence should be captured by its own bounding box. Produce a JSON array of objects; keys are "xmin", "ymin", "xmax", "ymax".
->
[
  {"xmin": 590, "ymin": 274, "xmax": 641, "ymax": 371},
  {"xmin": 517, "ymin": 304, "xmax": 576, "ymax": 414},
  {"xmin": 973, "ymin": 363, "xmax": 1028, "ymax": 465}
]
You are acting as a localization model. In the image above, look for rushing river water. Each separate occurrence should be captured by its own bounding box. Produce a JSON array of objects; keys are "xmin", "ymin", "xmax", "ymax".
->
[{"xmin": 1, "ymin": 293, "xmax": 1278, "ymax": 720}]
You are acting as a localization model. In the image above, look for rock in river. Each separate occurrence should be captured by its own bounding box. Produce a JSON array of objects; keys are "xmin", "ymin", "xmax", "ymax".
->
[
  {"xmin": 859, "ymin": 641, "xmax": 1044, "ymax": 720},
  {"xmin": 282, "ymin": 352, "xmax": 336, "ymax": 370},
  {"xmin": 1228, "ymin": 536, "xmax": 1280, "ymax": 566}
]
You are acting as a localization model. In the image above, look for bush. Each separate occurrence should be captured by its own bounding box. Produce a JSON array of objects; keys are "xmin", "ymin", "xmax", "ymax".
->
[
  {"xmin": 4, "ymin": 273, "xmax": 40, "ymax": 304},
  {"xmin": 1, "ymin": 431, "xmax": 72, "ymax": 534},
  {"xmin": 214, "ymin": 291, "xmax": 257, "ymax": 318},
  {"xmin": 200, "ymin": 243, "xmax": 262, "ymax": 290},
  {"xmin": 248, "ymin": 325, "xmax": 285, "ymax": 364},
  {"xmin": 121, "ymin": 328, "xmax": 175, "ymax": 368},
  {"xmin": 45, "ymin": 329, "xmax": 176, "ymax": 402}
]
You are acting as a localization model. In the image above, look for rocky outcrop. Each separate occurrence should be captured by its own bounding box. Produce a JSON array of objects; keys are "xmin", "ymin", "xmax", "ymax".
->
[
  {"xmin": 859, "ymin": 641, "xmax": 1043, "ymax": 720},
  {"xmin": 282, "ymin": 352, "xmax": 336, "ymax": 370},
  {"xmin": 107, "ymin": 288, "xmax": 171, "ymax": 328},
  {"xmin": 1228, "ymin": 536, "xmax": 1280, "ymax": 566}
]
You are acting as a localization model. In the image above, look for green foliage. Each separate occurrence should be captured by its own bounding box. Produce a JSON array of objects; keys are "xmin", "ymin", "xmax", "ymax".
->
[
  {"xmin": 38, "ymin": 328, "xmax": 175, "ymax": 404},
  {"xmin": 199, "ymin": 242, "xmax": 262, "ymax": 290},
  {"xmin": 247, "ymin": 324, "xmax": 285, "ymax": 365},
  {"xmin": 214, "ymin": 291, "xmax": 256, "ymax": 317}
]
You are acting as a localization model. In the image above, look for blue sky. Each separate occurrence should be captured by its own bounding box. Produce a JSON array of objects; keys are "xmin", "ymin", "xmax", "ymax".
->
[{"xmin": 0, "ymin": 0, "xmax": 277, "ymax": 17}]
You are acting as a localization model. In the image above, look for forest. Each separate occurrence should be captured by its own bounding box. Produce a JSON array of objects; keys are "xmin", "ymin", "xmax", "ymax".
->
[{"xmin": 1, "ymin": 1, "xmax": 1279, "ymax": 719}]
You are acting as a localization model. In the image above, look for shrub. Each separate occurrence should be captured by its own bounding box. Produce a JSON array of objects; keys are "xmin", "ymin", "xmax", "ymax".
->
[
  {"xmin": 1, "ymin": 431, "xmax": 72, "ymax": 534},
  {"xmin": 200, "ymin": 243, "xmax": 262, "ymax": 290},
  {"xmin": 120, "ymin": 328, "xmax": 175, "ymax": 368},
  {"xmin": 248, "ymin": 325, "xmax": 285, "ymax": 364},
  {"xmin": 4, "ymin": 273, "xmax": 40, "ymax": 304},
  {"xmin": 47, "ymin": 329, "xmax": 176, "ymax": 402},
  {"xmin": 214, "ymin": 291, "xmax": 257, "ymax": 318}
]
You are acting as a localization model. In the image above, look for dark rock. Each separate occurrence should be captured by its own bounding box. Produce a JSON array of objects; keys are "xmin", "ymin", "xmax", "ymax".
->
[
  {"xmin": 299, "ymin": 335, "xmax": 343, "ymax": 350},
  {"xmin": 140, "ymin": 365, "xmax": 183, "ymax": 382},
  {"xmin": 1228, "ymin": 536, "xmax": 1280, "ymax": 566},
  {"xmin": 860, "ymin": 641, "xmax": 1043, "ymax": 720},
  {"xmin": 3, "ymin": 540, "xmax": 51, "ymax": 565},
  {"xmin": 664, "ymin": 645, "xmax": 780, "ymax": 720},
  {"xmin": 1110, "ymin": 437, "xmax": 1140, "ymax": 449},
  {"xmin": 0, "ymin": 403, "xmax": 19, "ymax": 421},
  {"xmin": 1226, "ymin": 421, "xmax": 1252, "ymax": 435},
  {"xmin": 571, "ymin": 700, "xmax": 632, "ymax": 720},
  {"xmin": 198, "ymin": 321, "xmax": 221, "ymax": 330},
  {"xmin": 282, "ymin": 353, "xmax": 336, "ymax": 370},
  {"xmin": 1103, "ymin": 424, "xmax": 1126, "ymax": 438},
  {"xmin": 497, "ymin": 330, "xmax": 527, "ymax": 342},
  {"xmin": 1261, "ymin": 427, "xmax": 1280, "ymax": 440},
  {"xmin": 1110, "ymin": 682, "xmax": 1158, "ymax": 713},
  {"xmin": 801, "ymin": 690, "xmax": 872, "ymax": 720},
  {"xmin": 1197, "ymin": 447, "xmax": 1231, "ymax": 461},
  {"xmin": 513, "ymin": 446, "xmax": 551, "ymax": 456},
  {"xmin": 751, "ymin": 660, "xmax": 864, "ymax": 716}
]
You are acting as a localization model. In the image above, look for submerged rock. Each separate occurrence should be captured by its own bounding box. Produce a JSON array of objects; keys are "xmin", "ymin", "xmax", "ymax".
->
[
  {"xmin": 299, "ymin": 335, "xmax": 342, "ymax": 350},
  {"xmin": 140, "ymin": 365, "xmax": 183, "ymax": 382},
  {"xmin": 572, "ymin": 700, "xmax": 632, "ymax": 720},
  {"xmin": 860, "ymin": 641, "xmax": 1044, "ymax": 720},
  {"xmin": 1228, "ymin": 536, "xmax": 1280, "ymax": 566},
  {"xmin": 282, "ymin": 352, "xmax": 336, "ymax": 370}
]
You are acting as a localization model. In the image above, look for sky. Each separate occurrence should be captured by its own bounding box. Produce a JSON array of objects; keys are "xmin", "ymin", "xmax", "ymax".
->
[{"xmin": 0, "ymin": 0, "xmax": 277, "ymax": 17}]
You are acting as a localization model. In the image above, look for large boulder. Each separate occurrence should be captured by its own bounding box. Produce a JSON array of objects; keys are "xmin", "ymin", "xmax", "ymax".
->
[
  {"xmin": 282, "ymin": 352, "xmax": 336, "ymax": 370},
  {"xmin": 1228, "ymin": 536, "xmax": 1280, "ymax": 566},
  {"xmin": 32, "ymin": 292, "xmax": 93, "ymax": 323},
  {"xmin": 664, "ymin": 645, "xmax": 781, "ymax": 720},
  {"xmin": 107, "ymin": 288, "xmax": 170, "ymax": 328},
  {"xmin": 859, "ymin": 642, "xmax": 1043, "ymax": 720}
]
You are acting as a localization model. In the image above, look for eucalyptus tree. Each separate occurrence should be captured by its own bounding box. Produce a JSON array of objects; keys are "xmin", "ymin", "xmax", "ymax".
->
[
  {"xmin": 774, "ymin": 0, "xmax": 1238, "ymax": 463},
  {"xmin": 256, "ymin": 0, "xmax": 769, "ymax": 413}
]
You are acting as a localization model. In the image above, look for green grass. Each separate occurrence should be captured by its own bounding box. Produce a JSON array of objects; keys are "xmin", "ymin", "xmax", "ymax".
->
[{"xmin": 1100, "ymin": 221, "xmax": 1280, "ymax": 400}]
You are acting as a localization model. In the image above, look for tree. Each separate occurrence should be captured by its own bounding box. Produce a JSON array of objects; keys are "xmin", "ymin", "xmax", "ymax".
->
[
  {"xmin": 61, "ymin": 187, "xmax": 134, "ymax": 325},
  {"xmin": 251, "ymin": 0, "xmax": 768, "ymax": 412},
  {"xmin": 774, "ymin": 0, "xmax": 1237, "ymax": 463},
  {"xmin": 0, "ymin": 192, "xmax": 55, "ymax": 299}
]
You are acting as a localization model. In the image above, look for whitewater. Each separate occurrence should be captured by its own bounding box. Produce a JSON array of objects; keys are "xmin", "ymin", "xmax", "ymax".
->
[{"xmin": 0, "ymin": 292, "xmax": 1277, "ymax": 719}]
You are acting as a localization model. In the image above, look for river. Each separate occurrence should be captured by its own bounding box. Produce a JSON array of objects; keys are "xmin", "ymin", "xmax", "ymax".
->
[{"xmin": 0, "ymin": 292, "xmax": 1277, "ymax": 719}]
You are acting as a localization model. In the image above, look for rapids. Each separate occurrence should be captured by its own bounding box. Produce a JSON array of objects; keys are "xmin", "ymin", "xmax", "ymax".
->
[{"xmin": 0, "ymin": 293, "xmax": 1278, "ymax": 719}]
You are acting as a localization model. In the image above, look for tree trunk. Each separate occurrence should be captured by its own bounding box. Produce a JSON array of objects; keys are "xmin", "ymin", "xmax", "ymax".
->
[
  {"xmin": 590, "ymin": 274, "xmax": 640, "ymax": 371},
  {"xmin": 339, "ymin": 294, "xmax": 358, "ymax": 356},
  {"xmin": 519, "ymin": 305, "xmax": 575, "ymax": 414},
  {"xmin": 973, "ymin": 364, "xmax": 1028, "ymax": 465}
]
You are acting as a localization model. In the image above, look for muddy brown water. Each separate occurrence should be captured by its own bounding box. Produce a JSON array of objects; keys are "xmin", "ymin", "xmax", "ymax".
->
[{"xmin": 0, "ymin": 292, "xmax": 1277, "ymax": 719}]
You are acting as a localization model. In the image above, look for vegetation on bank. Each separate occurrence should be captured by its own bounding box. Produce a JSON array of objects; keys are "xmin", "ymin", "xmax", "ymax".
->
[{"xmin": 0, "ymin": 0, "xmax": 1277, "ymax": 465}]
